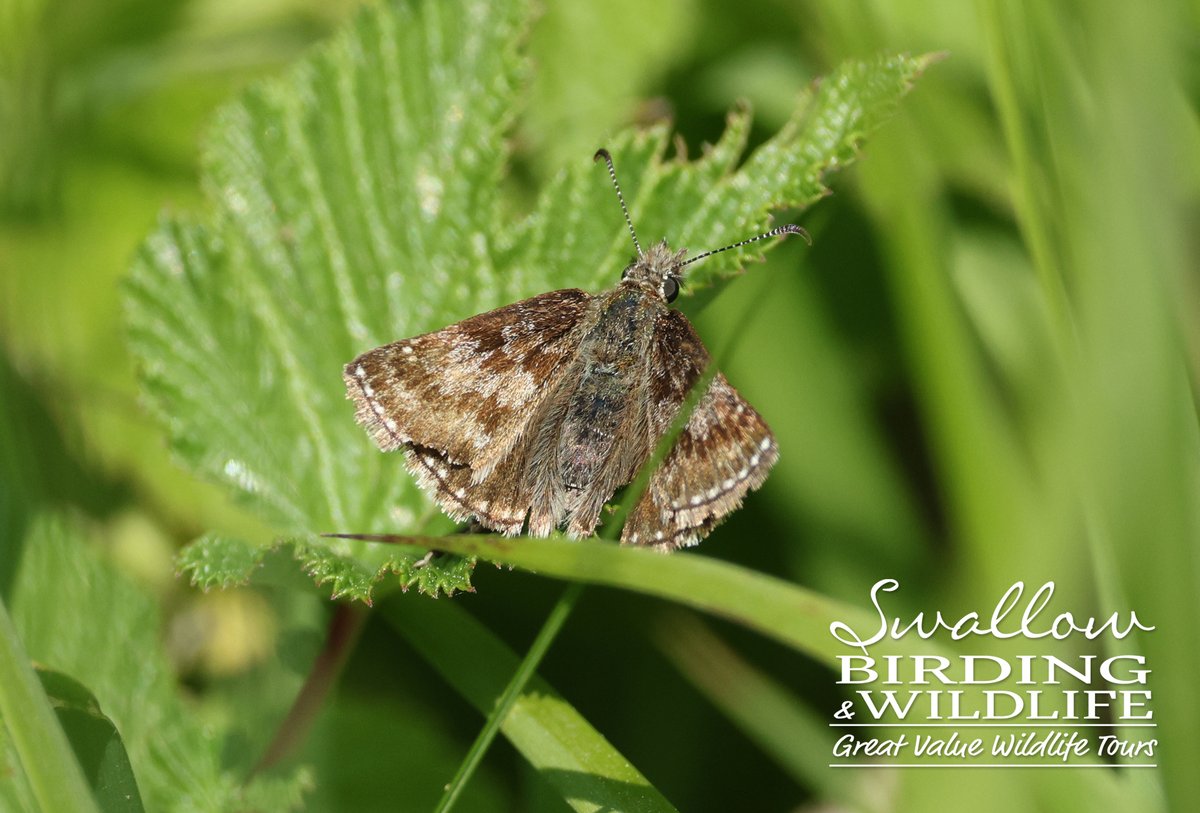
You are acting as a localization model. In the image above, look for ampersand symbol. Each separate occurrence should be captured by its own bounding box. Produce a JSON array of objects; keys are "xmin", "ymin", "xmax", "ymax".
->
[{"xmin": 834, "ymin": 700, "xmax": 855, "ymax": 720}]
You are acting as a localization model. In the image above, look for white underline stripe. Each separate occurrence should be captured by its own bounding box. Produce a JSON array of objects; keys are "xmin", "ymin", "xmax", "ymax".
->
[
  {"xmin": 829, "ymin": 723, "xmax": 1157, "ymax": 727},
  {"xmin": 829, "ymin": 764, "xmax": 1158, "ymax": 769}
]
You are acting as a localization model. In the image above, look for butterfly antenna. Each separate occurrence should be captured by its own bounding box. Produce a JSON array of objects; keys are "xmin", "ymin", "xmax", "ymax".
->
[
  {"xmin": 681, "ymin": 224, "xmax": 811, "ymax": 268},
  {"xmin": 594, "ymin": 148, "xmax": 643, "ymax": 257}
]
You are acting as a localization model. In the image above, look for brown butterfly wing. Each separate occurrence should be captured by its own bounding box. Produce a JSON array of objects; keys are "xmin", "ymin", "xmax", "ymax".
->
[
  {"xmin": 344, "ymin": 289, "xmax": 593, "ymax": 532},
  {"xmin": 622, "ymin": 309, "xmax": 778, "ymax": 549},
  {"xmin": 403, "ymin": 443, "xmax": 531, "ymax": 535}
]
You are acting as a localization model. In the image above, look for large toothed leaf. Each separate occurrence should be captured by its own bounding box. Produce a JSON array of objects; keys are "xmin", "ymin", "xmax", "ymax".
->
[
  {"xmin": 125, "ymin": 0, "xmax": 528, "ymax": 601},
  {"xmin": 124, "ymin": 0, "xmax": 930, "ymax": 602},
  {"xmin": 501, "ymin": 53, "xmax": 938, "ymax": 295}
]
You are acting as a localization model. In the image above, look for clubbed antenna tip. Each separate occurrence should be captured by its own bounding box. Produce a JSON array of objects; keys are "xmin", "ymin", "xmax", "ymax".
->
[{"xmin": 778, "ymin": 224, "xmax": 813, "ymax": 246}]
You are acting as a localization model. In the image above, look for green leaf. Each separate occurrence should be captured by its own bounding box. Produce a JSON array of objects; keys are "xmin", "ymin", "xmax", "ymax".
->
[
  {"xmin": 178, "ymin": 533, "xmax": 476, "ymax": 601},
  {"xmin": 382, "ymin": 592, "xmax": 678, "ymax": 813},
  {"xmin": 9, "ymin": 515, "xmax": 311, "ymax": 812},
  {"xmin": 0, "ymin": 725, "xmax": 37, "ymax": 813},
  {"xmin": 125, "ymin": 0, "xmax": 530, "ymax": 534},
  {"xmin": 0, "ymin": 591, "xmax": 100, "ymax": 813},
  {"xmin": 501, "ymin": 53, "xmax": 937, "ymax": 302},
  {"xmin": 125, "ymin": 0, "xmax": 531, "ymax": 601},
  {"xmin": 37, "ymin": 668, "xmax": 143, "ymax": 813},
  {"xmin": 175, "ymin": 532, "xmax": 265, "ymax": 590},
  {"xmin": 123, "ymin": 0, "xmax": 931, "ymax": 601}
]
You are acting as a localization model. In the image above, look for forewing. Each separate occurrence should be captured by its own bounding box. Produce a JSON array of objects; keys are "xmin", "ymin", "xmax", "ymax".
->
[
  {"xmin": 622, "ymin": 309, "xmax": 778, "ymax": 548},
  {"xmin": 344, "ymin": 289, "xmax": 592, "ymax": 476}
]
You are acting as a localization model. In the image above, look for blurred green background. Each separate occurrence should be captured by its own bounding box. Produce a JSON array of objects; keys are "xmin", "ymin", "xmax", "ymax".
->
[{"xmin": 2, "ymin": 0, "xmax": 1197, "ymax": 811}]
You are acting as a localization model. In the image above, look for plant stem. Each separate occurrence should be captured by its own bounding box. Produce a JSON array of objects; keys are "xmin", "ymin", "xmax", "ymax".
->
[
  {"xmin": 435, "ymin": 582, "xmax": 585, "ymax": 813},
  {"xmin": 250, "ymin": 602, "xmax": 369, "ymax": 776}
]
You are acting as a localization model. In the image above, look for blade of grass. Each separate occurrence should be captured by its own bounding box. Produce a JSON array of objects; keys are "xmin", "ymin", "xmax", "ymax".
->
[
  {"xmin": 435, "ymin": 583, "xmax": 585, "ymax": 813},
  {"xmin": 0, "ymin": 594, "xmax": 101, "ymax": 813},
  {"xmin": 977, "ymin": 0, "xmax": 1074, "ymax": 344},
  {"xmin": 981, "ymin": 1, "xmax": 1198, "ymax": 807},
  {"xmin": 335, "ymin": 533, "xmax": 943, "ymax": 664},
  {"xmin": 382, "ymin": 592, "xmax": 677, "ymax": 813}
]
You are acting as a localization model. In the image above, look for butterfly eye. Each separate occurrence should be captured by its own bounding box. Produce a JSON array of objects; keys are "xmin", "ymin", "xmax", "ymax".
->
[{"xmin": 662, "ymin": 276, "xmax": 680, "ymax": 303}]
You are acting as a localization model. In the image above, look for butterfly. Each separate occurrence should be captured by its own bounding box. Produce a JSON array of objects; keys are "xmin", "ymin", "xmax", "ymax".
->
[{"xmin": 344, "ymin": 149, "xmax": 806, "ymax": 549}]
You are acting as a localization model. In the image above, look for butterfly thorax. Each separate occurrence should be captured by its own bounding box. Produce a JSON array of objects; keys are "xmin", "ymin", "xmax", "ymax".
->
[
  {"xmin": 556, "ymin": 242, "xmax": 688, "ymax": 491},
  {"xmin": 556, "ymin": 282, "xmax": 662, "ymax": 491}
]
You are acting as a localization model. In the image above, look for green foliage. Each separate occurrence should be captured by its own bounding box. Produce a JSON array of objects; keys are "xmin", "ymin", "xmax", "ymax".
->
[
  {"xmin": 5, "ymin": 0, "xmax": 1194, "ymax": 808},
  {"xmin": 0, "ymin": 587, "xmax": 100, "ymax": 813},
  {"xmin": 124, "ymin": 0, "xmax": 929, "ymax": 602},
  {"xmin": 6, "ymin": 515, "xmax": 311, "ymax": 812},
  {"xmin": 341, "ymin": 531, "xmax": 933, "ymax": 663},
  {"xmin": 124, "ymin": 0, "xmax": 533, "ymax": 601},
  {"xmin": 36, "ymin": 668, "xmax": 144, "ymax": 813},
  {"xmin": 384, "ymin": 592, "xmax": 677, "ymax": 813},
  {"xmin": 653, "ymin": 614, "xmax": 858, "ymax": 804}
]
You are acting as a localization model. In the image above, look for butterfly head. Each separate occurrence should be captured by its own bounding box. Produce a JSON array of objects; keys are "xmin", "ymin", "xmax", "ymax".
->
[{"xmin": 621, "ymin": 241, "xmax": 686, "ymax": 303}]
